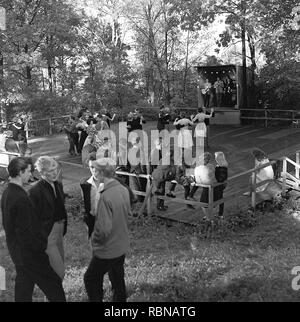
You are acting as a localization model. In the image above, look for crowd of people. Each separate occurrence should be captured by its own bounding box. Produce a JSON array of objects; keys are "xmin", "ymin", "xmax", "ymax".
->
[{"xmin": 0, "ymin": 104, "xmax": 282, "ymax": 302}]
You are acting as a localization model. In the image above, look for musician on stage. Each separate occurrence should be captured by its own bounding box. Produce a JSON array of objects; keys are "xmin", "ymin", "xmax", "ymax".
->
[
  {"xmin": 202, "ymin": 79, "xmax": 212, "ymax": 108},
  {"xmin": 214, "ymin": 77, "xmax": 224, "ymax": 107}
]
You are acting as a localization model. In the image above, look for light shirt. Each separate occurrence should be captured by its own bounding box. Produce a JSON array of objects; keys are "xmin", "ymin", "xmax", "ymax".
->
[
  {"xmin": 255, "ymin": 158, "xmax": 274, "ymax": 192},
  {"xmin": 87, "ymin": 176, "xmax": 104, "ymax": 216},
  {"xmin": 194, "ymin": 164, "xmax": 216, "ymax": 185},
  {"xmin": 214, "ymin": 80, "xmax": 224, "ymax": 93}
]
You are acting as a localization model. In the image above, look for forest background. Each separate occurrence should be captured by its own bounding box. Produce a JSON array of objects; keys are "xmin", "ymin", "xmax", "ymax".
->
[{"xmin": 0, "ymin": 0, "xmax": 299, "ymax": 121}]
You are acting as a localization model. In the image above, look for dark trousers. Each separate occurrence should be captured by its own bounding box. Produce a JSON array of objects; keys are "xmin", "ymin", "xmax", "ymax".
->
[
  {"xmin": 204, "ymin": 94, "xmax": 210, "ymax": 108},
  {"xmin": 78, "ymin": 131, "xmax": 88, "ymax": 153},
  {"xmin": 69, "ymin": 132, "xmax": 79, "ymax": 154},
  {"xmin": 216, "ymin": 92, "xmax": 223, "ymax": 107},
  {"xmin": 84, "ymin": 255, "xmax": 126, "ymax": 302},
  {"xmin": 130, "ymin": 169, "xmax": 147, "ymax": 203},
  {"xmin": 190, "ymin": 185, "xmax": 224, "ymax": 215},
  {"xmin": 15, "ymin": 261, "xmax": 66, "ymax": 302}
]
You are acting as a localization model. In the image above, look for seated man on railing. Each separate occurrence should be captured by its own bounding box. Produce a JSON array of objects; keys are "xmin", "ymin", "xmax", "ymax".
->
[{"xmin": 152, "ymin": 149, "xmax": 177, "ymax": 211}]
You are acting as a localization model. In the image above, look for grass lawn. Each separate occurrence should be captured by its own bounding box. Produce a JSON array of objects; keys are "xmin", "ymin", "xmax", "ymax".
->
[{"xmin": 1, "ymin": 186, "xmax": 300, "ymax": 302}]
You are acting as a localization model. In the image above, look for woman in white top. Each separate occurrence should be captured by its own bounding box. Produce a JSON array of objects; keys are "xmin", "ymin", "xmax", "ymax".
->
[
  {"xmin": 252, "ymin": 148, "xmax": 274, "ymax": 193},
  {"xmin": 173, "ymin": 111, "xmax": 194, "ymax": 151},
  {"xmin": 192, "ymin": 107, "xmax": 214, "ymax": 140},
  {"xmin": 243, "ymin": 148, "xmax": 276, "ymax": 197}
]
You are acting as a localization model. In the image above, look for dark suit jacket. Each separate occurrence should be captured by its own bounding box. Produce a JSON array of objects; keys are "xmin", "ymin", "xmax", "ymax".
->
[
  {"xmin": 28, "ymin": 180, "xmax": 68, "ymax": 239},
  {"xmin": 1, "ymin": 183, "xmax": 47, "ymax": 266}
]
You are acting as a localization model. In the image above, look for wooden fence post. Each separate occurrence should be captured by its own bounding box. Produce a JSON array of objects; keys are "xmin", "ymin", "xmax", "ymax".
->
[
  {"xmin": 296, "ymin": 152, "xmax": 300, "ymax": 180},
  {"xmin": 146, "ymin": 175, "xmax": 152, "ymax": 216},
  {"xmin": 208, "ymin": 185, "xmax": 213, "ymax": 219},
  {"xmin": 264, "ymin": 109, "xmax": 267, "ymax": 128},
  {"xmin": 49, "ymin": 118, "xmax": 52, "ymax": 135},
  {"xmin": 251, "ymin": 170, "xmax": 256, "ymax": 214},
  {"xmin": 282, "ymin": 157, "xmax": 287, "ymax": 196}
]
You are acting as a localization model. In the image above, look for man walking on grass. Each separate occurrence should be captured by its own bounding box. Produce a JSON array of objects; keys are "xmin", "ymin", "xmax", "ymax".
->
[
  {"xmin": 84, "ymin": 158, "xmax": 131, "ymax": 302},
  {"xmin": 1, "ymin": 157, "xmax": 66, "ymax": 302}
]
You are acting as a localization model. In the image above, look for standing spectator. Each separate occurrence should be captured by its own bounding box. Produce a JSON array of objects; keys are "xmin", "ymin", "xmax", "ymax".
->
[
  {"xmin": 84, "ymin": 158, "xmax": 131, "ymax": 302},
  {"xmin": 157, "ymin": 105, "xmax": 170, "ymax": 132},
  {"xmin": 128, "ymin": 136, "xmax": 147, "ymax": 203},
  {"xmin": 1, "ymin": 157, "xmax": 66, "ymax": 302},
  {"xmin": 11, "ymin": 117, "xmax": 22, "ymax": 143},
  {"xmin": 28, "ymin": 156, "xmax": 68, "ymax": 281},
  {"xmin": 64, "ymin": 116, "xmax": 79, "ymax": 156},
  {"xmin": 77, "ymin": 108, "xmax": 89, "ymax": 153},
  {"xmin": 80, "ymin": 155, "xmax": 104, "ymax": 239},
  {"xmin": 130, "ymin": 108, "xmax": 146, "ymax": 131},
  {"xmin": 214, "ymin": 151, "xmax": 228, "ymax": 216},
  {"xmin": 101, "ymin": 108, "xmax": 116, "ymax": 128},
  {"xmin": 214, "ymin": 77, "xmax": 224, "ymax": 107}
]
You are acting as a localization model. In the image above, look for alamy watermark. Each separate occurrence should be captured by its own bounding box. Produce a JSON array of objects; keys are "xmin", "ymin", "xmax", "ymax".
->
[
  {"xmin": 291, "ymin": 266, "xmax": 300, "ymax": 291},
  {"xmin": 89, "ymin": 122, "xmax": 206, "ymax": 169},
  {"xmin": 0, "ymin": 265, "xmax": 6, "ymax": 291}
]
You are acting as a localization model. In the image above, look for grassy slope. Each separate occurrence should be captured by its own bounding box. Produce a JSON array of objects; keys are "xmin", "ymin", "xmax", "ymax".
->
[{"xmin": 1, "ymin": 187, "xmax": 300, "ymax": 302}]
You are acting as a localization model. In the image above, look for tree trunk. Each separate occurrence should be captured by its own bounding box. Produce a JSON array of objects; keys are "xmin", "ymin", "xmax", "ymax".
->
[
  {"xmin": 182, "ymin": 30, "xmax": 190, "ymax": 102},
  {"xmin": 241, "ymin": 0, "xmax": 247, "ymax": 109},
  {"xmin": 24, "ymin": 44, "xmax": 32, "ymax": 86},
  {"xmin": 247, "ymin": 33, "xmax": 256, "ymax": 92},
  {"xmin": 0, "ymin": 52, "xmax": 4, "ymax": 123}
]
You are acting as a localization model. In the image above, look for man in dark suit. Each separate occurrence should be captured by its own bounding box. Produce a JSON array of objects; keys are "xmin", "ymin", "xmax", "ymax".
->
[
  {"xmin": 1, "ymin": 157, "xmax": 66, "ymax": 302},
  {"xmin": 28, "ymin": 157, "xmax": 68, "ymax": 281},
  {"xmin": 80, "ymin": 155, "xmax": 136, "ymax": 238}
]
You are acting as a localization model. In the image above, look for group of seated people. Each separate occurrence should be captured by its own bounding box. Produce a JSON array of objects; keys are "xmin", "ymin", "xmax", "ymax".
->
[{"xmin": 151, "ymin": 146, "xmax": 228, "ymax": 216}]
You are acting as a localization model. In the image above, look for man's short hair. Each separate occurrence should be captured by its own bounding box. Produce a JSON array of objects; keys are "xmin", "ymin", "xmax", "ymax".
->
[
  {"xmin": 92, "ymin": 158, "xmax": 116, "ymax": 178},
  {"xmin": 7, "ymin": 157, "xmax": 31, "ymax": 178}
]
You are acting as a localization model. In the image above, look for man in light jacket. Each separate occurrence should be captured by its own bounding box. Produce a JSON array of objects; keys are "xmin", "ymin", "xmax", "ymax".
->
[{"xmin": 84, "ymin": 158, "xmax": 131, "ymax": 302}]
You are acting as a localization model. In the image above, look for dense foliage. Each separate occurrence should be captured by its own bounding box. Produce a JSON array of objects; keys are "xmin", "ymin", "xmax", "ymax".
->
[{"xmin": 0, "ymin": 0, "xmax": 299, "ymax": 120}]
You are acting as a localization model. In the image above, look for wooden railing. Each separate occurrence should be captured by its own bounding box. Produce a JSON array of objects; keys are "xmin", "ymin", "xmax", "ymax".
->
[
  {"xmin": 0, "ymin": 151, "xmax": 21, "ymax": 170},
  {"xmin": 60, "ymin": 153, "xmax": 300, "ymax": 221},
  {"xmin": 240, "ymin": 109, "xmax": 300, "ymax": 128},
  {"xmin": 149, "ymin": 160, "xmax": 280, "ymax": 219}
]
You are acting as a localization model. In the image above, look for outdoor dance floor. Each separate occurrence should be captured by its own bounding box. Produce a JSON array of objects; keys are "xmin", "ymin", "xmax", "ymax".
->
[{"xmin": 27, "ymin": 122, "xmax": 300, "ymax": 224}]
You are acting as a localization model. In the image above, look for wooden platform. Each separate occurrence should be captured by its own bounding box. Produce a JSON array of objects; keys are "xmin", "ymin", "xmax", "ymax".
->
[{"xmin": 149, "ymin": 183, "xmax": 249, "ymax": 225}]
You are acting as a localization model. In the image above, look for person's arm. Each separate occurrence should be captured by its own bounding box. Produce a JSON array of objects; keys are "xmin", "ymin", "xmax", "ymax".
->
[
  {"xmin": 204, "ymin": 109, "xmax": 214, "ymax": 119},
  {"xmin": 192, "ymin": 114, "xmax": 199, "ymax": 123},
  {"xmin": 13, "ymin": 123, "xmax": 22, "ymax": 130},
  {"xmin": 174, "ymin": 118, "xmax": 180, "ymax": 125},
  {"xmin": 188, "ymin": 119, "xmax": 194, "ymax": 126},
  {"xmin": 92, "ymin": 197, "xmax": 113, "ymax": 244},
  {"xmin": 140, "ymin": 115, "xmax": 146, "ymax": 124}
]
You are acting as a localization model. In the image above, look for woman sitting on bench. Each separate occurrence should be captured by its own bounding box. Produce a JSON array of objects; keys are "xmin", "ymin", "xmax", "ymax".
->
[
  {"xmin": 189, "ymin": 152, "xmax": 216, "ymax": 204},
  {"xmin": 244, "ymin": 148, "xmax": 281, "ymax": 201}
]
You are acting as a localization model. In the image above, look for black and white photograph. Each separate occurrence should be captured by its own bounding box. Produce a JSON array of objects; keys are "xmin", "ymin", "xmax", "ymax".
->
[{"xmin": 0, "ymin": 0, "xmax": 300, "ymax": 305}]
